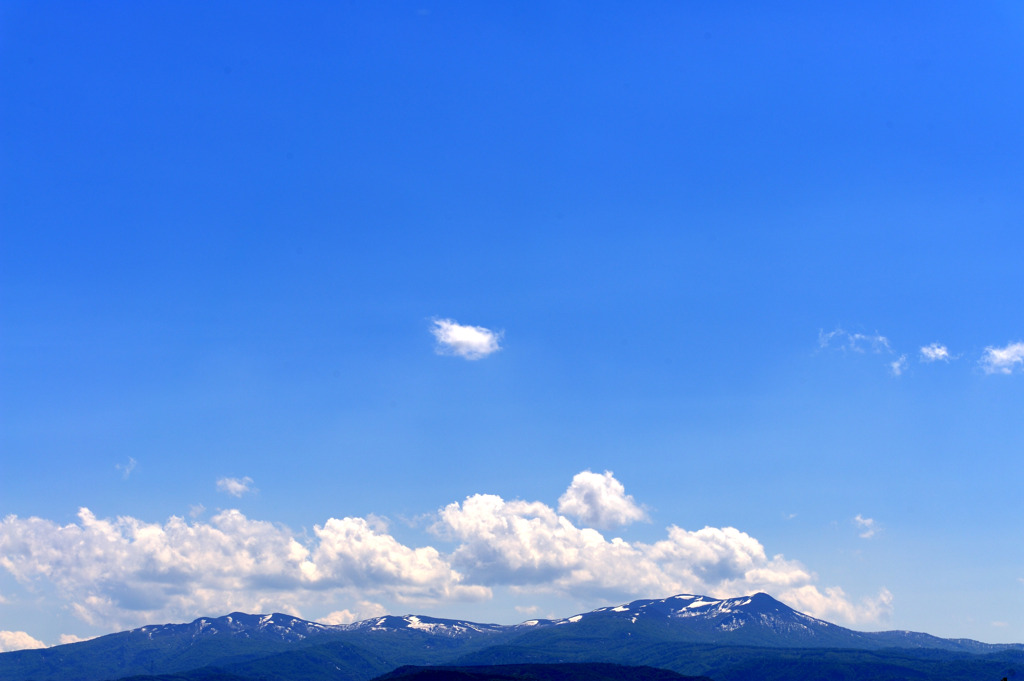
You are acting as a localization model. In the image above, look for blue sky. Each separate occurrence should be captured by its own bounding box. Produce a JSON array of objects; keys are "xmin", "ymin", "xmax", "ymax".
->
[{"xmin": 1, "ymin": 1, "xmax": 1022, "ymax": 650}]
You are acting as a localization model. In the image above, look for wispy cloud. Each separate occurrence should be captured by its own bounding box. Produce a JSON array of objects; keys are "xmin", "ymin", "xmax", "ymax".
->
[
  {"xmin": 819, "ymin": 328, "xmax": 892, "ymax": 354},
  {"xmin": 820, "ymin": 327, "xmax": 902, "ymax": 377},
  {"xmin": 216, "ymin": 476, "xmax": 255, "ymax": 498},
  {"xmin": 853, "ymin": 514, "xmax": 879, "ymax": 539},
  {"xmin": 115, "ymin": 457, "xmax": 137, "ymax": 480},
  {"xmin": 919, "ymin": 343, "xmax": 951, "ymax": 363},
  {"xmin": 980, "ymin": 341, "xmax": 1024, "ymax": 375},
  {"xmin": 431, "ymin": 319, "xmax": 502, "ymax": 360},
  {"xmin": 822, "ymin": 330, "xmax": 1024, "ymax": 378}
]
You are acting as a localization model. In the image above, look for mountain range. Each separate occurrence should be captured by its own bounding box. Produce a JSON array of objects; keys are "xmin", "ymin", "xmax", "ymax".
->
[{"xmin": 1, "ymin": 593, "xmax": 1020, "ymax": 681}]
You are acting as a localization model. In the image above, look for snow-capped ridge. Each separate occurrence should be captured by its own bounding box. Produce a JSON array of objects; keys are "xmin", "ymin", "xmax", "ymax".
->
[{"xmin": 114, "ymin": 592, "xmax": 1020, "ymax": 655}]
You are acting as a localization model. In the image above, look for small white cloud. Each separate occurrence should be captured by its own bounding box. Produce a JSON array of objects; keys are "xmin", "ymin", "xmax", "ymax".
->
[
  {"xmin": 216, "ymin": 476, "xmax": 255, "ymax": 498},
  {"xmin": 0, "ymin": 630, "xmax": 46, "ymax": 652},
  {"xmin": 189, "ymin": 504, "xmax": 206, "ymax": 519},
  {"xmin": 319, "ymin": 601, "xmax": 386, "ymax": 625},
  {"xmin": 319, "ymin": 606, "xmax": 356, "ymax": 622},
  {"xmin": 515, "ymin": 604, "xmax": 540, "ymax": 615},
  {"xmin": 58, "ymin": 633, "xmax": 95, "ymax": 645},
  {"xmin": 431, "ymin": 319, "xmax": 502, "ymax": 360},
  {"xmin": 116, "ymin": 457, "xmax": 137, "ymax": 480},
  {"xmin": 853, "ymin": 514, "xmax": 878, "ymax": 539},
  {"xmin": 890, "ymin": 355, "xmax": 907, "ymax": 377},
  {"xmin": 557, "ymin": 470, "xmax": 648, "ymax": 529},
  {"xmin": 819, "ymin": 328, "xmax": 892, "ymax": 354},
  {"xmin": 853, "ymin": 332, "xmax": 892, "ymax": 353},
  {"xmin": 919, "ymin": 343, "xmax": 951, "ymax": 363},
  {"xmin": 980, "ymin": 341, "xmax": 1024, "ymax": 375}
]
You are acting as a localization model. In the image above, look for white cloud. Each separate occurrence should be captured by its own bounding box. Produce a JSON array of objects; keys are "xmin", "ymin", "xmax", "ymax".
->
[
  {"xmin": 919, "ymin": 343, "xmax": 951, "ymax": 363},
  {"xmin": 433, "ymin": 486, "xmax": 879, "ymax": 624},
  {"xmin": 319, "ymin": 601, "xmax": 387, "ymax": 625},
  {"xmin": 853, "ymin": 514, "xmax": 878, "ymax": 539},
  {"xmin": 819, "ymin": 328, "xmax": 891, "ymax": 354},
  {"xmin": 782, "ymin": 585, "xmax": 893, "ymax": 625},
  {"xmin": 0, "ymin": 630, "xmax": 46, "ymax": 652},
  {"xmin": 980, "ymin": 341, "xmax": 1024, "ymax": 375},
  {"xmin": 514, "ymin": 604, "xmax": 539, "ymax": 615},
  {"xmin": 116, "ymin": 457, "xmax": 137, "ymax": 480},
  {"xmin": 58, "ymin": 633, "xmax": 95, "ymax": 645},
  {"xmin": 217, "ymin": 476, "xmax": 255, "ymax": 498},
  {"xmin": 0, "ymin": 507, "xmax": 483, "ymax": 631},
  {"xmin": 431, "ymin": 319, "xmax": 502, "ymax": 360},
  {"xmin": 307, "ymin": 516, "xmax": 488, "ymax": 601},
  {"xmin": 890, "ymin": 355, "xmax": 907, "ymax": 377},
  {"xmin": 557, "ymin": 470, "xmax": 647, "ymax": 529},
  {"xmin": 0, "ymin": 472, "xmax": 889, "ymax": 633}
]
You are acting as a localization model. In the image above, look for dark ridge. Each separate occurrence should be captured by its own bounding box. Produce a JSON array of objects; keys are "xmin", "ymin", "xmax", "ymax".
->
[{"xmin": 373, "ymin": 663, "xmax": 712, "ymax": 681}]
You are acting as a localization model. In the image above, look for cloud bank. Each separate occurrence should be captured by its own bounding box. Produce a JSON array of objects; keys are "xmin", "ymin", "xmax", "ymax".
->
[
  {"xmin": 431, "ymin": 319, "xmax": 502, "ymax": 360},
  {"xmin": 0, "ymin": 472, "xmax": 891, "ymax": 642}
]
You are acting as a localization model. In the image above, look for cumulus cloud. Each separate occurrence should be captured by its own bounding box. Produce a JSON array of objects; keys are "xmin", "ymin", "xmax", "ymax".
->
[
  {"xmin": 889, "ymin": 355, "xmax": 907, "ymax": 377},
  {"xmin": 0, "ymin": 472, "xmax": 889, "ymax": 634},
  {"xmin": 319, "ymin": 601, "xmax": 387, "ymax": 625},
  {"xmin": 557, "ymin": 470, "xmax": 648, "ymax": 529},
  {"xmin": 0, "ymin": 508, "xmax": 482, "ymax": 631},
  {"xmin": 783, "ymin": 585, "xmax": 893, "ymax": 625},
  {"xmin": 919, "ymin": 343, "xmax": 951, "ymax": 363},
  {"xmin": 217, "ymin": 476, "xmax": 255, "ymax": 497},
  {"xmin": 980, "ymin": 341, "xmax": 1024, "ymax": 375},
  {"xmin": 431, "ymin": 319, "xmax": 502, "ymax": 360},
  {"xmin": 432, "ymin": 482, "xmax": 880, "ymax": 623},
  {"xmin": 853, "ymin": 514, "xmax": 878, "ymax": 539},
  {"xmin": 307, "ymin": 516, "xmax": 487, "ymax": 601},
  {"xmin": 0, "ymin": 630, "xmax": 46, "ymax": 652}
]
